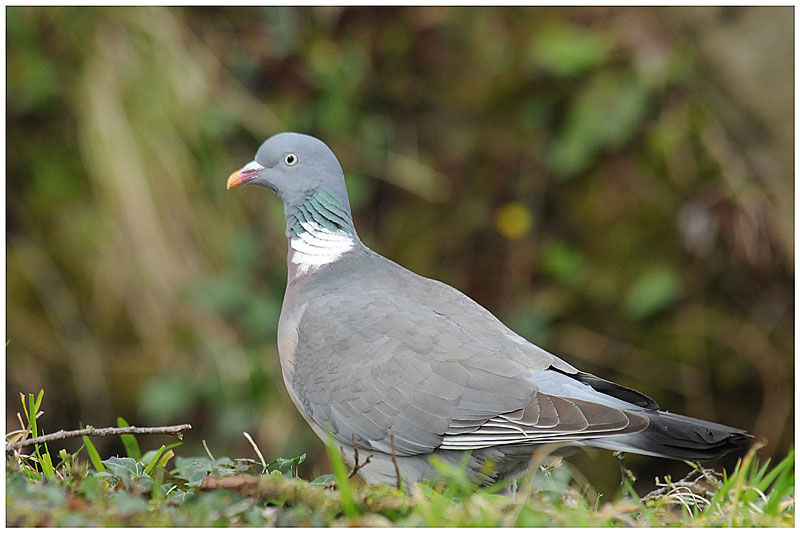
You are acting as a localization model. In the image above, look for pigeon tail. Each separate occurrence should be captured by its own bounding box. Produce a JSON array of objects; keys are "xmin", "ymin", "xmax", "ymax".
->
[{"xmin": 590, "ymin": 410, "xmax": 752, "ymax": 461}]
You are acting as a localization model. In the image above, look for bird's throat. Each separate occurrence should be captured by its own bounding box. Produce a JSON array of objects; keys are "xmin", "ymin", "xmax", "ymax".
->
[{"xmin": 287, "ymin": 190, "xmax": 357, "ymax": 275}]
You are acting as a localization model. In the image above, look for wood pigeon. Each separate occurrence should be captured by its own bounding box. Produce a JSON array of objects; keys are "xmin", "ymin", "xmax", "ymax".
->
[{"xmin": 227, "ymin": 132, "xmax": 751, "ymax": 487}]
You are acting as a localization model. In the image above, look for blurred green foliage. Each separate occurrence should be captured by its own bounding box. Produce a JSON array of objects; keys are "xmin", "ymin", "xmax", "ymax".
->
[{"xmin": 6, "ymin": 6, "xmax": 793, "ymax": 497}]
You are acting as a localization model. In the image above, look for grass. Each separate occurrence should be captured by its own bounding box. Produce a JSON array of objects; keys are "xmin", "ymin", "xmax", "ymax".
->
[{"xmin": 6, "ymin": 391, "xmax": 795, "ymax": 527}]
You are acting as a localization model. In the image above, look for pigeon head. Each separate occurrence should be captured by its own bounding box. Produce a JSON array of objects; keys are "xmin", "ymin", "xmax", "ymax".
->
[
  {"xmin": 228, "ymin": 132, "xmax": 360, "ymax": 262},
  {"xmin": 227, "ymin": 132, "xmax": 352, "ymax": 216}
]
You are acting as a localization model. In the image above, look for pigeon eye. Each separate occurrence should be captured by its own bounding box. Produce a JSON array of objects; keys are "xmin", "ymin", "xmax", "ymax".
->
[{"xmin": 284, "ymin": 153, "xmax": 298, "ymax": 166}]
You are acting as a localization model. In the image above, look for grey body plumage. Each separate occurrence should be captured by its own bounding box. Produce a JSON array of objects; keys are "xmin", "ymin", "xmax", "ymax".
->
[{"xmin": 227, "ymin": 132, "xmax": 751, "ymax": 486}]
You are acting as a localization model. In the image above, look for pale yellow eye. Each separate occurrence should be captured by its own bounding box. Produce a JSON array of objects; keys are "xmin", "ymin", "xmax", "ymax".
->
[{"xmin": 284, "ymin": 153, "xmax": 298, "ymax": 166}]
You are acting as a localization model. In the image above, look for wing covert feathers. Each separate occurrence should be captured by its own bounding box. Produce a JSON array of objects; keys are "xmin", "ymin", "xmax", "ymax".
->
[{"xmin": 440, "ymin": 393, "xmax": 649, "ymax": 450}]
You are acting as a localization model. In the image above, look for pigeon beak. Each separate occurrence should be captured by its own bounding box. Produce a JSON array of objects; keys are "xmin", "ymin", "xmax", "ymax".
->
[{"xmin": 227, "ymin": 160, "xmax": 266, "ymax": 189}]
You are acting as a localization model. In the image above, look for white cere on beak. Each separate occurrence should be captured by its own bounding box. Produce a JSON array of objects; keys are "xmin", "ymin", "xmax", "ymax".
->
[{"xmin": 241, "ymin": 160, "xmax": 266, "ymax": 172}]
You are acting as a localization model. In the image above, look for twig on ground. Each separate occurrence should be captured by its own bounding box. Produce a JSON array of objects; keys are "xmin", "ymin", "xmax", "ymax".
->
[
  {"xmin": 389, "ymin": 433, "xmax": 402, "ymax": 490},
  {"xmin": 202, "ymin": 439, "xmax": 216, "ymax": 462},
  {"xmin": 243, "ymin": 432, "xmax": 267, "ymax": 471},
  {"xmin": 347, "ymin": 435, "xmax": 372, "ymax": 479},
  {"xmin": 644, "ymin": 465, "xmax": 723, "ymax": 508},
  {"xmin": 613, "ymin": 451, "xmax": 636, "ymax": 485},
  {"xmin": 6, "ymin": 424, "xmax": 192, "ymax": 453}
]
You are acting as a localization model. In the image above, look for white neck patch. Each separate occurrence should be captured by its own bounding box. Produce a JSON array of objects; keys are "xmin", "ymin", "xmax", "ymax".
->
[{"xmin": 290, "ymin": 219, "xmax": 355, "ymax": 274}]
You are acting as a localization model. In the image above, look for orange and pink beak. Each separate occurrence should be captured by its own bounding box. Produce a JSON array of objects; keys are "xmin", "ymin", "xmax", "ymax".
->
[{"xmin": 227, "ymin": 161, "xmax": 265, "ymax": 189}]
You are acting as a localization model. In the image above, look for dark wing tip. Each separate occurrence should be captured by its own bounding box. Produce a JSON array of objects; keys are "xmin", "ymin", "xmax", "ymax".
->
[{"xmin": 555, "ymin": 369, "xmax": 660, "ymax": 409}]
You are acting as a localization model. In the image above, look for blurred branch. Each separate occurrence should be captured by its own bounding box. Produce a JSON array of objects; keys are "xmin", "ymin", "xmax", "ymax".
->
[{"xmin": 7, "ymin": 424, "xmax": 192, "ymax": 453}]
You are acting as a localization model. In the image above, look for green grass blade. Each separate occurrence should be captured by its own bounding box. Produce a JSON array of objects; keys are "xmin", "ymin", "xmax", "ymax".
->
[
  {"xmin": 751, "ymin": 458, "xmax": 772, "ymax": 488},
  {"xmin": 149, "ymin": 463, "xmax": 165, "ymax": 504},
  {"xmin": 622, "ymin": 479, "xmax": 656, "ymax": 526},
  {"xmin": 144, "ymin": 445, "xmax": 166, "ymax": 475},
  {"xmin": 764, "ymin": 451, "xmax": 794, "ymax": 516},
  {"xmin": 58, "ymin": 449, "xmax": 71, "ymax": 470},
  {"xmin": 19, "ymin": 392, "xmax": 29, "ymax": 426},
  {"xmin": 82, "ymin": 436, "xmax": 105, "ymax": 472},
  {"xmin": 141, "ymin": 442, "xmax": 182, "ymax": 466},
  {"xmin": 33, "ymin": 389, "xmax": 45, "ymax": 414},
  {"xmin": 158, "ymin": 450, "xmax": 175, "ymax": 468},
  {"xmin": 42, "ymin": 441, "xmax": 53, "ymax": 469},
  {"xmin": 117, "ymin": 417, "xmax": 142, "ymax": 461},
  {"xmin": 757, "ymin": 449, "xmax": 793, "ymax": 493},
  {"xmin": 27, "ymin": 392, "xmax": 44, "ymax": 473},
  {"xmin": 27, "ymin": 393, "xmax": 38, "ymax": 438},
  {"xmin": 325, "ymin": 435, "xmax": 357, "ymax": 517},
  {"xmin": 22, "ymin": 464, "xmax": 42, "ymax": 481},
  {"xmin": 40, "ymin": 452, "xmax": 55, "ymax": 480},
  {"xmin": 725, "ymin": 448, "xmax": 760, "ymax": 526}
]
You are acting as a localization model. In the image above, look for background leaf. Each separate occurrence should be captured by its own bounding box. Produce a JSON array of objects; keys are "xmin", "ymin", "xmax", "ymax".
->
[
  {"xmin": 117, "ymin": 417, "xmax": 142, "ymax": 461},
  {"xmin": 624, "ymin": 267, "xmax": 682, "ymax": 321}
]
